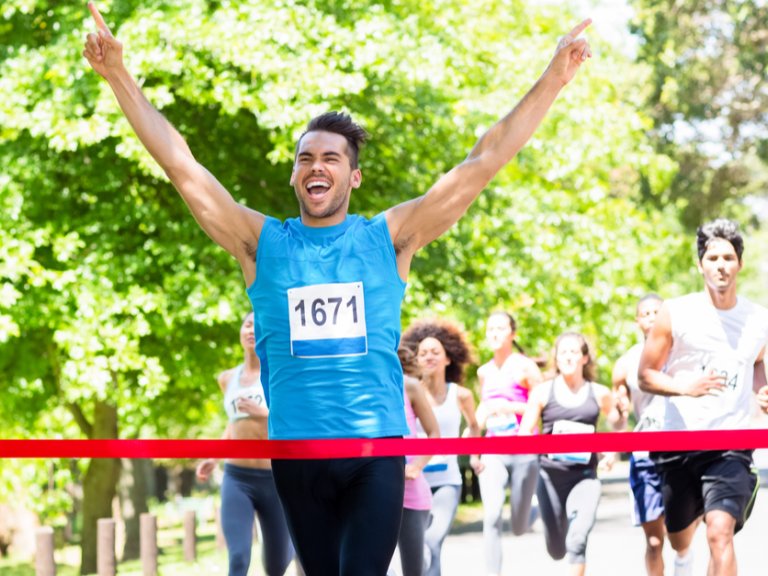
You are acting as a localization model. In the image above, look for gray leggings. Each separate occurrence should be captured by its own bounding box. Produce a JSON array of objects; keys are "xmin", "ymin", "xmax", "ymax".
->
[
  {"xmin": 424, "ymin": 484, "xmax": 461, "ymax": 576},
  {"xmin": 478, "ymin": 454, "xmax": 539, "ymax": 573},
  {"xmin": 396, "ymin": 508, "xmax": 430, "ymax": 576},
  {"xmin": 536, "ymin": 465, "xmax": 601, "ymax": 565},
  {"xmin": 221, "ymin": 464, "xmax": 294, "ymax": 576}
]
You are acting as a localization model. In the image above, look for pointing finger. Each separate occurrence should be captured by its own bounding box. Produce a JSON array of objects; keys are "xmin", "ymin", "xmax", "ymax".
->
[
  {"xmin": 564, "ymin": 18, "xmax": 592, "ymax": 41},
  {"xmin": 88, "ymin": 2, "xmax": 112, "ymax": 36}
]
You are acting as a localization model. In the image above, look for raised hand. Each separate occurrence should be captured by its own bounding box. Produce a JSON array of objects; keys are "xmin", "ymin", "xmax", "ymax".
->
[
  {"xmin": 82, "ymin": 2, "xmax": 124, "ymax": 79},
  {"xmin": 546, "ymin": 19, "xmax": 593, "ymax": 87}
]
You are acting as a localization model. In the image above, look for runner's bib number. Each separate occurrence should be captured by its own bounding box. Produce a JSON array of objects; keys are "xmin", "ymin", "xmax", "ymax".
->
[
  {"xmin": 702, "ymin": 355, "xmax": 743, "ymax": 395},
  {"xmin": 423, "ymin": 455, "xmax": 449, "ymax": 473},
  {"xmin": 548, "ymin": 420, "xmax": 595, "ymax": 464},
  {"xmin": 231, "ymin": 388, "xmax": 265, "ymax": 418},
  {"xmin": 486, "ymin": 414, "xmax": 519, "ymax": 436},
  {"xmin": 288, "ymin": 282, "xmax": 367, "ymax": 358}
]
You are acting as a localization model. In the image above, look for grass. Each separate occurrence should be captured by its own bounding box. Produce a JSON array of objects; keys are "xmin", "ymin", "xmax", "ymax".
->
[
  {"xmin": 1, "ymin": 501, "xmax": 480, "ymax": 575},
  {"xmin": 0, "ymin": 514, "xmax": 236, "ymax": 575}
]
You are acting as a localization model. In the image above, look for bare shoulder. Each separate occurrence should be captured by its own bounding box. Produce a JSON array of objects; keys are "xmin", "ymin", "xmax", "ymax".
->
[
  {"xmin": 384, "ymin": 198, "xmax": 421, "ymax": 255},
  {"xmin": 403, "ymin": 375, "xmax": 420, "ymax": 396},
  {"xmin": 520, "ymin": 355, "xmax": 543, "ymax": 377},
  {"xmin": 216, "ymin": 369, "xmax": 234, "ymax": 393},
  {"xmin": 592, "ymin": 382, "xmax": 611, "ymax": 400},
  {"xmin": 529, "ymin": 379, "xmax": 551, "ymax": 405},
  {"xmin": 456, "ymin": 384, "xmax": 474, "ymax": 402}
]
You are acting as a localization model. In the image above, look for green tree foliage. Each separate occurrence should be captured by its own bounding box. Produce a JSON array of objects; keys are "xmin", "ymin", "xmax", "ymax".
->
[
  {"xmin": 630, "ymin": 0, "xmax": 768, "ymax": 227},
  {"xmin": 0, "ymin": 0, "xmax": 699, "ymax": 571}
]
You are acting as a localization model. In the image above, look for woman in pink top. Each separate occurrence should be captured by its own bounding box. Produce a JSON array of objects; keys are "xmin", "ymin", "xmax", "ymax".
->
[
  {"xmin": 392, "ymin": 346, "xmax": 440, "ymax": 576},
  {"xmin": 475, "ymin": 311, "xmax": 543, "ymax": 576}
]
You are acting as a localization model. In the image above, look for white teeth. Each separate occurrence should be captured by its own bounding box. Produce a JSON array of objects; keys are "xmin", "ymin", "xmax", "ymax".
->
[{"xmin": 307, "ymin": 181, "xmax": 330, "ymax": 190}]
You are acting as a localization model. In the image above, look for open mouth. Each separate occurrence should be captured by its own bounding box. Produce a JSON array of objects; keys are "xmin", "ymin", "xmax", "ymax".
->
[{"xmin": 305, "ymin": 179, "xmax": 331, "ymax": 199}]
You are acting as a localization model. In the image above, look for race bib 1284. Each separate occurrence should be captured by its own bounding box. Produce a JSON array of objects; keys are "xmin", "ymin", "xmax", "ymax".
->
[{"xmin": 287, "ymin": 282, "xmax": 367, "ymax": 358}]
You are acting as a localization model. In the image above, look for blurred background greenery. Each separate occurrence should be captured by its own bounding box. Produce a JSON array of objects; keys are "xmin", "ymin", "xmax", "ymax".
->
[{"xmin": 1, "ymin": 0, "xmax": 766, "ymax": 572}]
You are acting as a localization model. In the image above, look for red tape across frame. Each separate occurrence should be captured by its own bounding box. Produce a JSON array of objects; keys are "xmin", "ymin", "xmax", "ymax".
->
[{"xmin": 1, "ymin": 430, "xmax": 767, "ymax": 459}]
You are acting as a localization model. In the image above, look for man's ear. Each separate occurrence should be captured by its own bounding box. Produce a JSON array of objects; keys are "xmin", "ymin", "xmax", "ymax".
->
[{"xmin": 351, "ymin": 168, "xmax": 362, "ymax": 189}]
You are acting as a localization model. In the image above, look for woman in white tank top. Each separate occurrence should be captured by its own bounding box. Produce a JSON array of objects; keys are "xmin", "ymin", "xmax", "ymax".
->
[
  {"xmin": 194, "ymin": 313, "xmax": 295, "ymax": 576},
  {"xmin": 402, "ymin": 318, "xmax": 482, "ymax": 576}
]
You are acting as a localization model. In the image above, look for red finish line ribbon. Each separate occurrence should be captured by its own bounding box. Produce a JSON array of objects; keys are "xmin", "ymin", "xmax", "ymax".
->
[{"xmin": 0, "ymin": 430, "xmax": 767, "ymax": 459}]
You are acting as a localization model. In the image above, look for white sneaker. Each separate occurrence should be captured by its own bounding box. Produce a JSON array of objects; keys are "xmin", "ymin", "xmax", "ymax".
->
[{"xmin": 674, "ymin": 550, "xmax": 694, "ymax": 576}]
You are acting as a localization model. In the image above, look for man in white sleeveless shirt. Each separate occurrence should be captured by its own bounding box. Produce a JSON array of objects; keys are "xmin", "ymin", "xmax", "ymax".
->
[{"xmin": 639, "ymin": 219, "xmax": 768, "ymax": 576}]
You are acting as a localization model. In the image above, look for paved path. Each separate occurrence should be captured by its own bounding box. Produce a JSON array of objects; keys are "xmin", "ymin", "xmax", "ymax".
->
[{"xmin": 389, "ymin": 455, "xmax": 768, "ymax": 576}]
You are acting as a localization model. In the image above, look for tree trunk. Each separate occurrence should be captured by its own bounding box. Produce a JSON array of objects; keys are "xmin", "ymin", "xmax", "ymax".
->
[
  {"xmin": 80, "ymin": 401, "xmax": 120, "ymax": 575},
  {"xmin": 118, "ymin": 458, "xmax": 152, "ymax": 561}
]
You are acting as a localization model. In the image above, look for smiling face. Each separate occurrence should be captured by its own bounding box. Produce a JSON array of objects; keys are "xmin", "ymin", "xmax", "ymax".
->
[
  {"xmin": 290, "ymin": 131, "xmax": 362, "ymax": 226},
  {"xmin": 697, "ymin": 237, "xmax": 742, "ymax": 295},
  {"xmin": 417, "ymin": 336, "xmax": 451, "ymax": 379}
]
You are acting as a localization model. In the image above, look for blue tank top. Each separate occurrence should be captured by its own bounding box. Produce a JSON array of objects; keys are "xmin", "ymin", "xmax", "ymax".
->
[{"xmin": 247, "ymin": 213, "xmax": 410, "ymax": 440}]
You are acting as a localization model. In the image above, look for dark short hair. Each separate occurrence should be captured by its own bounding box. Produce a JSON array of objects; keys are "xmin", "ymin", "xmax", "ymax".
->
[
  {"xmin": 696, "ymin": 219, "xmax": 744, "ymax": 261},
  {"xmin": 297, "ymin": 111, "xmax": 368, "ymax": 169}
]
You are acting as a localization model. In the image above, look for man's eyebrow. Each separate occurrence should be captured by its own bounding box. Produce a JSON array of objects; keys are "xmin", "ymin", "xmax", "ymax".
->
[{"xmin": 297, "ymin": 150, "xmax": 343, "ymax": 158}]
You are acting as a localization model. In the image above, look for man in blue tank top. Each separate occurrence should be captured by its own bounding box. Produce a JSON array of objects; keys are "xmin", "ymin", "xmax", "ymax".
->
[{"xmin": 84, "ymin": 3, "xmax": 593, "ymax": 573}]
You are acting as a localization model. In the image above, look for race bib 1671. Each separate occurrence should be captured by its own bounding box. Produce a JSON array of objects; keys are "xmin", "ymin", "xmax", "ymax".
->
[{"xmin": 287, "ymin": 282, "xmax": 368, "ymax": 358}]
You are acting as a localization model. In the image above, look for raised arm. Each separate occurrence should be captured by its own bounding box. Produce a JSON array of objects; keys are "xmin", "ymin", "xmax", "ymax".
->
[
  {"xmin": 638, "ymin": 303, "xmax": 725, "ymax": 397},
  {"xmin": 386, "ymin": 19, "xmax": 592, "ymax": 276},
  {"xmin": 82, "ymin": 3, "xmax": 263, "ymax": 284}
]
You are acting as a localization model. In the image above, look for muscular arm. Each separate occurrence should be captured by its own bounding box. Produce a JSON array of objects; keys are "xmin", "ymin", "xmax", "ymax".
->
[
  {"xmin": 639, "ymin": 303, "xmax": 725, "ymax": 397},
  {"xmin": 638, "ymin": 304, "xmax": 683, "ymax": 396},
  {"xmin": 83, "ymin": 4, "xmax": 263, "ymax": 284},
  {"xmin": 386, "ymin": 20, "xmax": 592, "ymax": 278}
]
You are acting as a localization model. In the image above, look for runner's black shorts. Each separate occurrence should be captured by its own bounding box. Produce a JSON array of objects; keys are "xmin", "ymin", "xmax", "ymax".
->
[{"xmin": 649, "ymin": 449, "xmax": 759, "ymax": 534}]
